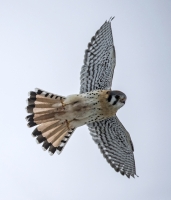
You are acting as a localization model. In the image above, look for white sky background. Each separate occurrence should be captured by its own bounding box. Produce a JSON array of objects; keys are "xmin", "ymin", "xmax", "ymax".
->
[{"xmin": 0, "ymin": 0, "xmax": 171, "ymax": 199}]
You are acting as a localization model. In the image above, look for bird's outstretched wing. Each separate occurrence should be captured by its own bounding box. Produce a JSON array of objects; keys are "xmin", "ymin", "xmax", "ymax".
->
[
  {"xmin": 80, "ymin": 19, "xmax": 116, "ymax": 93},
  {"xmin": 88, "ymin": 116, "xmax": 137, "ymax": 178},
  {"xmin": 80, "ymin": 19, "xmax": 137, "ymax": 177}
]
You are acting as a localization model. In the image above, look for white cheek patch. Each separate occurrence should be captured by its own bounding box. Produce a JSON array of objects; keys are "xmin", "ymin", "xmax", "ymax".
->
[
  {"xmin": 109, "ymin": 96, "xmax": 116, "ymax": 105},
  {"xmin": 116, "ymin": 101, "xmax": 124, "ymax": 109}
]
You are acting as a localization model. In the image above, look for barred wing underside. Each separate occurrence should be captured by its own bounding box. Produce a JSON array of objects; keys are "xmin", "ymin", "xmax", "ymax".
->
[
  {"xmin": 88, "ymin": 116, "xmax": 137, "ymax": 178},
  {"xmin": 80, "ymin": 20, "xmax": 116, "ymax": 93},
  {"xmin": 79, "ymin": 19, "xmax": 137, "ymax": 178}
]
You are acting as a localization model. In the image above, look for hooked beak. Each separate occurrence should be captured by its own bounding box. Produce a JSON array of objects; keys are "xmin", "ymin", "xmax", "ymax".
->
[{"xmin": 120, "ymin": 98, "xmax": 126, "ymax": 104}]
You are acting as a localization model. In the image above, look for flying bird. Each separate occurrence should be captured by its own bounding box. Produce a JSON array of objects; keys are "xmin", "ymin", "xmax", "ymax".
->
[{"xmin": 26, "ymin": 18, "xmax": 137, "ymax": 178}]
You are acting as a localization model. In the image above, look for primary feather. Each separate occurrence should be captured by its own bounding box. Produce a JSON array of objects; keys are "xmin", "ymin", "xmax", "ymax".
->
[{"xmin": 25, "ymin": 19, "xmax": 137, "ymax": 178}]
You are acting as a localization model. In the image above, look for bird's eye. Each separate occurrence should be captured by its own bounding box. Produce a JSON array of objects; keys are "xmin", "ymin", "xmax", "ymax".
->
[{"xmin": 115, "ymin": 95, "xmax": 120, "ymax": 100}]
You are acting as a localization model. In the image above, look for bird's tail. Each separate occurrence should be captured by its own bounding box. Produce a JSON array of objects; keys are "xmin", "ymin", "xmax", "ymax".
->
[{"xmin": 25, "ymin": 88, "xmax": 75, "ymax": 155}]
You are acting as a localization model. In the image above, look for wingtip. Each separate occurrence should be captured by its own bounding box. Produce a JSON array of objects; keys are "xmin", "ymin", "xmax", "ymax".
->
[
  {"xmin": 113, "ymin": 165, "xmax": 119, "ymax": 172},
  {"xmin": 120, "ymin": 170, "xmax": 125, "ymax": 176},
  {"xmin": 109, "ymin": 16, "xmax": 115, "ymax": 22},
  {"xmin": 111, "ymin": 16, "xmax": 115, "ymax": 21},
  {"xmin": 126, "ymin": 174, "xmax": 130, "ymax": 179},
  {"xmin": 131, "ymin": 174, "xmax": 135, "ymax": 178}
]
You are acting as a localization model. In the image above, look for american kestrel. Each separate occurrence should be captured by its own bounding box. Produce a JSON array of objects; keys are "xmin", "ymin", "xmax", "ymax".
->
[{"xmin": 26, "ymin": 18, "xmax": 137, "ymax": 178}]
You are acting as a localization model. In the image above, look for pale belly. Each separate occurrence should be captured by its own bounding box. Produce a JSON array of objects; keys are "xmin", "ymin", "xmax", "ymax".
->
[{"xmin": 60, "ymin": 90, "xmax": 116, "ymax": 128}]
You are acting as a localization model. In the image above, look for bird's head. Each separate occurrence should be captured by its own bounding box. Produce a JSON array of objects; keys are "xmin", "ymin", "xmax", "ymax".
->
[{"xmin": 107, "ymin": 90, "xmax": 127, "ymax": 110}]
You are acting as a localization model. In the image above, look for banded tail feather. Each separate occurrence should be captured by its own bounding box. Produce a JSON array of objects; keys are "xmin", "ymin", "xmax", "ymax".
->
[{"xmin": 26, "ymin": 88, "xmax": 76, "ymax": 155}]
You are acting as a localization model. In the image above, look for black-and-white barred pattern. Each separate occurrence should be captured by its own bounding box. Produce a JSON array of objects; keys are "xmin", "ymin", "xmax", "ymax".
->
[
  {"xmin": 79, "ymin": 20, "xmax": 137, "ymax": 178},
  {"xmin": 56, "ymin": 128, "xmax": 76, "ymax": 154},
  {"xmin": 26, "ymin": 88, "xmax": 75, "ymax": 155},
  {"xmin": 80, "ymin": 20, "xmax": 116, "ymax": 93},
  {"xmin": 88, "ymin": 116, "xmax": 137, "ymax": 178}
]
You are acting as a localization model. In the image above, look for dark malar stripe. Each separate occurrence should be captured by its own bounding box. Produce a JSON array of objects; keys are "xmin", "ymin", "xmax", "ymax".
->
[
  {"xmin": 113, "ymin": 100, "xmax": 118, "ymax": 105},
  {"xmin": 107, "ymin": 94, "xmax": 112, "ymax": 102}
]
